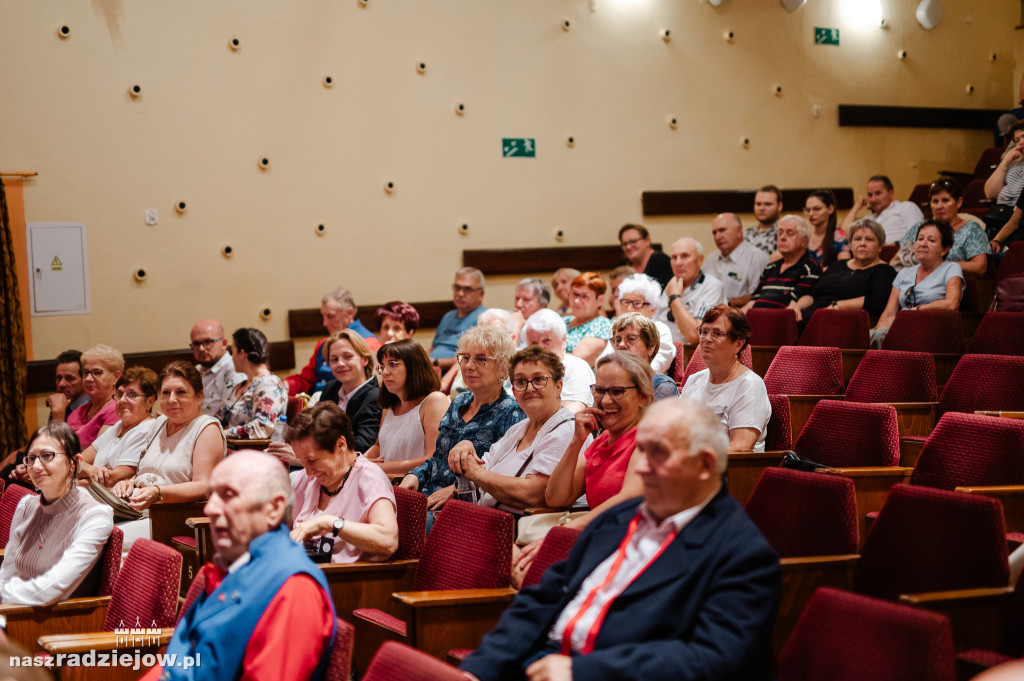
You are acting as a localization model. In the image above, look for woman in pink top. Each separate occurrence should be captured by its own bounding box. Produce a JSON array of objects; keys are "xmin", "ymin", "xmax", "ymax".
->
[
  {"xmin": 65, "ymin": 345, "xmax": 122, "ymax": 449},
  {"xmin": 288, "ymin": 401, "xmax": 398, "ymax": 564}
]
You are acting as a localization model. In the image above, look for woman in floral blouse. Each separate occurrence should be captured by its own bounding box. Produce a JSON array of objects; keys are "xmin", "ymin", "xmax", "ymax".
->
[
  {"xmin": 216, "ymin": 328, "xmax": 287, "ymax": 439},
  {"xmin": 562, "ymin": 272, "xmax": 613, "ymax": 368}
]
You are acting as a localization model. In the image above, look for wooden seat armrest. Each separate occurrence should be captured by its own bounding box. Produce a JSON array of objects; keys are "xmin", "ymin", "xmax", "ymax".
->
[
  {"xmin": 184, "ymin": 516, "xmax": 210, "ymax": 529},
  {"xmin": 39, "ymin": 628, "xmax": 176, "ymax": 655},
  {"xmin": 882, "ymin": 402, "xmax": 940, "ymax": 410},
  {"xmin": 393, "ymin": 588, "xmax": 518, "ymax": 608},
  {"xmin": 0, "ymin": 596, "xmax": 111, "ymax": 617},
  {"xmin": 899, "ymin": 586, "xmax": 1013, "ymax": 607},
  {"xmin": 779, "ymin": 554, "xmax": 860, "ymax": 569},
  {"xmin": 388, "ymin": 474, "xmax": 406, "ymax": 484},
  {"xmin": 728, "ymin": 450, "xmax": 789, "ymax": 460},
  {"xmin": 954, "ymin": 485, "xmax": 1024, "ymax": 496},
  {"xmin": 974, "ymin": 411, "xmax": 1024, "ymax": 419},
  {"xmin": 522, "ymin": 506, "xmax": 582, "ymax": 516},
  {"xmin": 226, "ymin": 437, "xmax": 271, "ymax": 450},
  {"xmin": 817, "ymin": 466, "xmax": 914, "ymax": 477},
  {"xmin": 319, "ymin": 559, "xmax": 418, "ymax": 575}
]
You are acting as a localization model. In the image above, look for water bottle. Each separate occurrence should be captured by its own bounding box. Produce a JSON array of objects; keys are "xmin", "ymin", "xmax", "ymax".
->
[
  {"xmin": 270, "ymin": 415, "xmax": 288, "ymax": 444},
  {"xmin": 455, "ymin": 475, "xmax": 477, "ymax": 503}
]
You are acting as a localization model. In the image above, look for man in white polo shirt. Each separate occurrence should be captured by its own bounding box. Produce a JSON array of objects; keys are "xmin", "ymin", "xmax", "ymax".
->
[
  {"xmin": 839, "ymin": 175, "xmax": 924, "ymax": 244},
  {"xmin": 703, "ymin": 213, "xmax": 769, "ymax": 308},
  {"xmin": 662, "ymin": 237, "xmax": 727, "ymax": 345}
]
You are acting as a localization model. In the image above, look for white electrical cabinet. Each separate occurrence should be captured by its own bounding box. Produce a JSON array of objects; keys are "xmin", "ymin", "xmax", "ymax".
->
[{"xmin": 27, "ymin": 222, "xmax": 90, "ymax": 316}]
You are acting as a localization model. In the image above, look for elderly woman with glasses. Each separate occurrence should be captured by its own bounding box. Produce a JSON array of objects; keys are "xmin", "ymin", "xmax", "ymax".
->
[
  {"xmin": 679, "ymin": 306, "xmax": 771, "ymax": 452},
  {"xmin": 65, "ymin": 345, "xmax": 124, "ymax": 449},
  {"xmin": 872, "ymin": 220, "xmax": 963, "ymax": 348},
  {"xmin": 609, "ymin": 313, "xmax": 679, "ymax": 400},
  {"xmin": 892, "ymin": 178, "xmax": 989, "ymax": 276},
  {"xmin": 400, "ymin": 326, "xmax": 525, "ymax": 515},
  {"xmin": 612, "ymin": 273, "xmax": 676, "ymax": 374}
]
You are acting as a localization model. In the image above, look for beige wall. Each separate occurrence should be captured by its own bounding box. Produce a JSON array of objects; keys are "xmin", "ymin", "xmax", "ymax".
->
[{"xmin": 1, "ymin": 0, "xmax": 1017, "ymax": 373}]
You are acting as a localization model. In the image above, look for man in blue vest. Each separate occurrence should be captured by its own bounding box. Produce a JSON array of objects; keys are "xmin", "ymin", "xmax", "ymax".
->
[{"xmin": 143, "ymin": 451, "xmax": 336, "ymax": 681}]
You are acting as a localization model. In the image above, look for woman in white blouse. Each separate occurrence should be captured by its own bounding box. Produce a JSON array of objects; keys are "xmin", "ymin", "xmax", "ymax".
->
[{"xmin": 0, "ymin": 422, "xmax": 113, "ymax": 605}]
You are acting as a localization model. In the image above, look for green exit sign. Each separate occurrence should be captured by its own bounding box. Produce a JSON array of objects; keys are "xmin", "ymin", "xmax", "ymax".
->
[
  {"xmin": 814, "ymin": 27, "xmax": 839, "ymax": 45},
  {"xmin": 502, "ymin": 138, "xmax": 535, "ymax": 158}
]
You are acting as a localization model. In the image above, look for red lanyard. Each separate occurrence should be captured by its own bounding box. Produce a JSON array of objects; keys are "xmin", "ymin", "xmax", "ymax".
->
[{"xmin": 560, "ymin": 513, "xmax": 677, "ymax": 655}]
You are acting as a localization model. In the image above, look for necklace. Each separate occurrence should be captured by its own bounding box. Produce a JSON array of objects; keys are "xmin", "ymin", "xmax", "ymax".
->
[{"xmin": 321, "ymin": 463, "xmax": 354, "ymax": 497}]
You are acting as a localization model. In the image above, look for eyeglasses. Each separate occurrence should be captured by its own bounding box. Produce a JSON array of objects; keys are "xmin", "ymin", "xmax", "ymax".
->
[
  {"xmin": 696, "ymin": 326, "xmax": 730, "ymax": 341},
  {"xmin": 591, "ymin": 384, "xmax": 638, "ymax": 399},
  {"xmin": 613, "ymin": 334, "xmax": 642, "ymax": 347},
  {"xmin": 375, "ymin": 360, "xmax": 403, "ymax": 374},
  {"xmin": 116, "ymin": 390, "xmax": 143, "ymax": 401},
  {"xmin": 82, "ymin": 369, "xmax": 106, "ymax": 379},
  {"xmin": 570, "ymin": 292, "xmax": 594, "ymax": 302},
  {"xmin": 452, "ymin": 284, "xmax": 481, "ymax": 295},
  {"xmin": 904, "ymin": 286, "xmax": 917, "ymax": 308},
  {"xmin": 455, "ymin": 353, "xmax": 495, "ymax": 367},
  {"xmin": 25, "ymin": 451, "xmax": 58, "ymax": 467},
  {"xmin": 620, "ymin": 237, "xmax": 645, "ymax": 248},
  {"xmin": 189, "ymin": 338, "xmax": 223, "ymax": 350},
  {"xmin": 619, "ymin": 299, "xmax": 650, "ymax": 310},
  {"xmin": 511, "ymin": 376, "xmax": 551, "ymax": 392}
]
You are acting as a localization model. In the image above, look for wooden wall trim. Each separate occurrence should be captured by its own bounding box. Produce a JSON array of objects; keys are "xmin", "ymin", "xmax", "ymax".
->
[
  {"xmin": 642, "ymin": 188, "xmax": 854, "ymax": 216},
  {"xmin": 462, "ymin": 244, "xmax": 660, "ymax": 276},
  {"xmin": 26, "ymin": 341, "xmax": 296, "ymax": 396},
  {"xmin": 289, "ymin": 301, "xmax": 454, "ymax": 339},
  {"xmin": 838, "ymin": 104, "xmax": 1004, "ymax": 130}
]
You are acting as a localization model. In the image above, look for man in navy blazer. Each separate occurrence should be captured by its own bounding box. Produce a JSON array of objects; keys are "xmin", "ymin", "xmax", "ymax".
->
[{"xmin": 461, "ymin": 398, "xmax": 781, "ymax": 681}]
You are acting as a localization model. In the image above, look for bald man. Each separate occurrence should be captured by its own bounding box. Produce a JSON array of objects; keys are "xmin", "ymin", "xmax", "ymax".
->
[
  {"xmin": 143, "ymin": 451, "xmax": 336, "ymax": 681},
  {"xmin": 190, "ymin": 319, "xmax": 245, "ymax": 416},
  {"xmin": 660, "ymin": 238, "xmax": 727, "ymax": 345},
  {"xmin": 702, "ymin": 213, "xmax": 770, "ymax": 307}
]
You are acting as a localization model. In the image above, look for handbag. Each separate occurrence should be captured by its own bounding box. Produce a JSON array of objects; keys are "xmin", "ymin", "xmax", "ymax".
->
[{"xmin": 780, "ymin": 451, "xmax": 830, "ymax": 472}]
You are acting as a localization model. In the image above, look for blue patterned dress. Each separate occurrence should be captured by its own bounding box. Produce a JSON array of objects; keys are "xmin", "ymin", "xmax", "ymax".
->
[
  {"xmin": 562, "ymin": 315, "xmax": 613, "ymax": 353},
  {"xmin": 217, "ymin": 374, "xmax": 288, "ymax": 439}
]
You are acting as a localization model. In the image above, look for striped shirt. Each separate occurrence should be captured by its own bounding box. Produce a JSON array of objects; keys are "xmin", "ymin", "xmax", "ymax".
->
[{"xmin": 750, "ymin": 252, "xmax": 821, "ymax": 308}]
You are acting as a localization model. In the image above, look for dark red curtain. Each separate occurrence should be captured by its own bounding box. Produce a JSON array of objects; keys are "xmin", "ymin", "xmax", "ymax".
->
[{"xmin": 0, "ymin": 178, "xmax": 27, "ymax": 453}]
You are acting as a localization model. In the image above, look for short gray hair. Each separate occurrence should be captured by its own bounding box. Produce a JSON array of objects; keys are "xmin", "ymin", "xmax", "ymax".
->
[
  {"xmin": 322, "ymin": 288, "xmax": 356, "ymax": 309},
  {"xmin": 479, "ymin": 308, "xmax": 516, "ymax": 335},
  {"xmin": 523, "ymin": 309, "xmax": 567, "ymax": 340},
  {"xmin": 516, "ymin": 277, "xmax": 551, "ymax": 306},
  {"xmin": 849, "ymin": 218, "xmax": 887, "ymax": 247},
  {"xmin": 238, "ymin": 451, "xmax": 296, "ymax": 528},
  {"xmin": 81, "ymin": 344, "xmax": 125, "ymax": 374},
  {"xmin": 456, "ymin": 267, "xmax": 486, "ymax": 290},
  {"xmin": 671, "ymin": 236, "xmax": 703, "ymax": 256},
  {"xmin": 646, "ymin": 398, "xmax": 729, "ymax": 474},
  {"xmin": 617, "ymin": 273, "xmax": 665, "ymax": 314},
  {"xmin": 458, "ymin": 324, "xmax": 516, "ymax": 380},
  {"xmin": 778, "ymin": 214, "xmax": 812, "ymax": 244}
]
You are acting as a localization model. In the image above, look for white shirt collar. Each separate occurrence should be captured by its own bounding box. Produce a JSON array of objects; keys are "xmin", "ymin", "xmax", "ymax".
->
[{"xmin": 638, "ymin": 484, "xmax": 720, "ymax": 534}]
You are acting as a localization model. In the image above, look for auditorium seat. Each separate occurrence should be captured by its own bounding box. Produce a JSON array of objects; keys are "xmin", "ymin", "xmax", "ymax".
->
[
  {"xmin": 907, "ymin": 183, "xmax": 933, "ymax": 219},
  {"xmin": 351, "ymin": 500, "xmax": 515, "ymax": 673},
  {"xmin": 950, "ymin": 577, "xmax": 1024, "ymax": 677},
  {"xmin": 845, "ymin": 350, "xmax": 939, "ymax": 446},
  {"xmin": 778, "ymin": 587, "xmax": 956, "ymax": 681},
  {"xmin": 969, "ymin": 312, "xmax": 1024, "ymax": 355},
  {"xmin": 364, "ymin": 641, "xmax": 466, "ymax": 681},
  {"xmin": 881, "ymin": 309, "xmax": 965, "ymax": 355},
  {"xmin": 678, "ymin": 343, "xmax": 753, "ymax": 387},
  {"xmin": 764, "ymin": 346, "xmax": 845, "ymax": 442},
  {"xmin": 995, "ymin": 243, "xmax": 1024, "ymax": 282},
  {"xmin": 798, "ymin": 309, "xmax": 870, "ymax": 349},
  {"xmin": 747, "ymin": 308, "xmax": 799, "ymax": 346},
  {"xmin": 326, "ymin": 618, "xmax": 356, "ymax": 681},
  {"xmin": 0, "ymin": 484, "xmax": 36, "ymax": 550}
]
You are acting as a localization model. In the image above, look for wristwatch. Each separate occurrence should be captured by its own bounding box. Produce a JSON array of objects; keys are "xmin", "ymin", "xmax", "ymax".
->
[
  {"xmin": 667, "ymin": 294, "xmax": 682, "ymax": 304},
  {"xmin": 332, "ymin": 517, "xmax": 345, "ymax": 537}
]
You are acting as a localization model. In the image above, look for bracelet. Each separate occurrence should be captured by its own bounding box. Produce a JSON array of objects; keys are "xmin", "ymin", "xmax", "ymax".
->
[{"xmin": 154, "ymin": 485, "xmax": 163, "ymax": 503}]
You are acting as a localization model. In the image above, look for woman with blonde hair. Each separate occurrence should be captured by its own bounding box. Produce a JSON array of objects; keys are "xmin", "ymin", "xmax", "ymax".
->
[{"xmin": 65, "ymin": 344, "xmax": 124, "ymax": 448}]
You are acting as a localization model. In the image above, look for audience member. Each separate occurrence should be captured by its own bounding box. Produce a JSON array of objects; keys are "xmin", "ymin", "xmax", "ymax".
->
[
  {"xmin": 680, "ymin": 306, "xmax": 771, "ymax": 452},
  {"xmin": 112, "ymin": 361, "xmax": 226, "ymax": 547},
  {"xmin": 606, "ymin": 265, "xmax": 636, "ymax": 317},
  {"xmin": 463, "ymin": 398, "xmax": 780, "ymax": 681},
  {"xmin": 610, "ymin": 314, "xmax": 679, "ymax": 401},
  {"xmin": 375, "ymin": 301, "xmax": 420, "ymax": 344},
  {"xmin": 551, "ymin": 268, "xmax": 581, "ymax": 315},
  {"xmin": 430, "ymin": 267, "xmax": 488, "ymax": 370},
  {"xmin": 216, "ymin": 328, "xmax": 287, "ymax": 440},
  {"xmin": 794, "ymin": 218, "xmax": 897, "ymax": 328},
  {"xmin": 840, "ymin": 175, "xmax": 924, "ymax": 244},
  {"xmin": 744, "ymin": 185, "xmax": 783, "ymax": 257},
  {"xmin": 143, "ymin": 451, "xmax": 335, "ymax": 681},
  {"xmin": 523, "ymin": 310, "xmax": 594, "ymax": 413},
  {"xmin": 78, "ymin": 366, "xmax": 164, "ymax": 487},
  {"xmin": 363, "ymin": 339, "xmax": 449, "ymax": 475},
  {"xmin": 512, "ymin": 277, "xmax": 551, "ymax": 343},
  {"xmin": 982, "ymin": 120, "xmax": 1024, "ymax": 234},
  {"xmin": 872, "ymin": 220, "xmax": 964, "ymax": 347},
  {"xmin": 988, "ymin": 187, "xmax": 1024, "ymax": 256},
  {"xmin": 704, "ymin": 213, "xmax": 770, "ymax": 307},
  {"xmin": 287, "ymin": 288, "xmax": 382, "ymax": 397},
  {"xmin": 602, "ymin": 274, "xmax": 672, "ymax": 373},
  {"xmin": 893, "ymin": 179, "xmax": 988, "ymax": 275},
  {"xmin": 318, "ymin": 329, "xmax": 382, "ymax": 453},
  {"xmin": 804, "ymin": 189, "xmax": 849, "ymax": 267},
  {"xmin": 662, "ymin": 237, "xmax": 727, "ymax": 345},
  {"xmin": 563, "ymin": 272, "xmax": 613, "ymax": 367},
  {"xmin": 447, "ymin": 309, "xmax": 517, "ymax": 396},
  {"xmin": 0, "ymin": 422, "xmax": 114, "ymax": 605},
  {"xmin": 618, "ymin": 224, "xmax": 672, "ymax": 289},
  {"xmin": 742, "ymin": 215, "xmax": 821, "ymax": 312},
  {"xmin": 446, "ymin": 347, "xmax": 578, "ymax": 515},
  {"xmin": 190, "ymin": 319, "xmax": 245, "ymax": 417},
  {"xmin": 288, "ymin": 402, "xmax": 399, "ymax": 563},
  {"xmin": 66, "ymin": 345, "xmax": 123, "ymax": 449},
  {"xmin": 401, "ymin": 326, "xmax": 525, "ymax": 520}
]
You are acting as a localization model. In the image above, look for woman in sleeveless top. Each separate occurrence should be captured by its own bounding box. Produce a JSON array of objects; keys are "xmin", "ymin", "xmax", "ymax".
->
[{"xmin": 364, "ymin": 340, "xmax": 449, "ymax": 476}]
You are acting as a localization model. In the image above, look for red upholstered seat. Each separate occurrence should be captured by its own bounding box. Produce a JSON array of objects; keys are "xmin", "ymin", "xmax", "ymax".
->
[
  {"xmin": 669, "ymin": 342, "xmax": 685, "ymax": 385},
  {"xmin": 393, "ymin": 486, "xmax": 427, "ymax": 560},
  {"xmin": 908, "ymin": 412, "xmax": 1024, "ymax": 490},
  {"xmin": 363, "ymin": 641, "xmax": 467, "ymax": 681},
  {"xmin": 794, "ymin": 401, "xmax": 900, "ymax": 468},
  {"xmin": 680, "ymin": 344, "xmax": 753, "ymax": 386},
  {"xmin": 286, "ymin": 395, "xmax": 305, "ymax": 421},
  {"xmin": 171, "ymin": 536, "xmax": 196, "ymax": 549},
  {"xmin": 325, "ymin": 618, "xmax": 355, "ymax": 681},
  {"xmin": 745, "ymin": 468, "xmax": 858, "ymax": 557},
  {"xmin": 0, "ymin": 485, "xmax": 36, "ymax": 548},
  {"xmin": 747, "ymin": 308, "xmax": 799, "ymax": 346},
  {"xmin": 96, "ymin": 527, "xmax": 123, "ymax": 597},
  {"xmin": 408, "ymin": 500, "xmax": 513, "ymax": 591},
  {"xmin": 765, "ymin": 394, "xmax": 793, "ymax": 451},
  {"xmin": 845, "ymin": 350, "xmax": 938, "ymax": 403},
  {"xmin": 177, "ymin": 569, "xmax": 207, "ymax": 623},
  {"xmin": 881, "ymin": 310, "xmax": 964, "ymax": 354},
  {"xmin": 955, "ymin": 576, "xmax": 1024, "ymax": 675},
  {"xmin": 854, "ymin": 485, "xmax": 1009, "ymax": 602},
  {"xmin": 969, "ymin": 312, "xmax": 1024, "ymax": 355},
  {"xmin": 936, "ymin": 354, "xmax": 1024, "ymax": 417},
  {"xmin": 357, "ymin": 608, "xmax": 407, "ymax": 635},
  {"xmin": 764, "ymin": 346, "xmax": 845, "ymax": 396},
  {"xmin": 521, "ymin": 526, "xmax": 580, "ymax": 588},
  {"xmin": 799, "ymin": 309, "xmax": 870, "ymax": 349},
  {"xmin": 996, "ymin": 242, "xmax": 1024, "ymax": 282},
  {"xmin": 777, "ymin": 587, "xmax": 956, "ymax": 681},
  {"xmin": 103, "ymin": 538, "xmax": 182, "ymax": 630}
]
